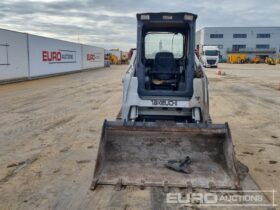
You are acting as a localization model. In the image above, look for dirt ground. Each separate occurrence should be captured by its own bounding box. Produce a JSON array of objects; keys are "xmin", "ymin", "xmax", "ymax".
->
[{"xmin": 0, "ymin": 64, "xmax": 279, "ymax": 210}]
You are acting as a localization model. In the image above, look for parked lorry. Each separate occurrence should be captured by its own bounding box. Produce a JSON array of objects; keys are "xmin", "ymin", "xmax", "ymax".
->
[{"xmin": 200, "ymin": 45, "xmax": 219, "ymax": 68}]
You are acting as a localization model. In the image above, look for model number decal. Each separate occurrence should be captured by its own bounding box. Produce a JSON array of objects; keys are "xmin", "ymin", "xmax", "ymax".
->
[{"xmin": 151, "ymin": 99, "xmax": 178, "ymax": 106}]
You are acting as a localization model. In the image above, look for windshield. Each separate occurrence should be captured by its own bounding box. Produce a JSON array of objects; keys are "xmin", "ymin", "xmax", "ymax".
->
[
  {"xmin": 204, "ymin": 50, "xmax": 219, "ymax": 56},
  {"xmin": 144, "ymin": 32, "xmax": 184, "ymax": 59}
]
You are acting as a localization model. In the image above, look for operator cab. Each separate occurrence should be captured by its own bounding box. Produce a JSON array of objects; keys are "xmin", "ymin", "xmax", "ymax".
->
[
  {"xmin": 145, "ymin": 32, "xmax": 183, "ymax": 91},
  {"xmin": 136, "ymin": 13, "xmax": 197, "ymax": 97}
]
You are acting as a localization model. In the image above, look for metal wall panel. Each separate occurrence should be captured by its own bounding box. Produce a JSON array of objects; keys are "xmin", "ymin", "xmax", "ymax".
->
[
  {"xmin": 82, "ymin": 45, "xmax": 104, "ymax": 69},
  {"xmin": 0, "ymin": 29, "xmax": 29, "ymax": 81},
  {"xmin": 28, "ymin": 35, "xmax": 82, "ymax": 77}
]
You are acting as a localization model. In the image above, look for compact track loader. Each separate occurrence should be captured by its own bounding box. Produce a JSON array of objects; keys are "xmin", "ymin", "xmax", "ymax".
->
[{"xmin": 89, "ymin": 13, "xmax": 275, "ymax": 209}]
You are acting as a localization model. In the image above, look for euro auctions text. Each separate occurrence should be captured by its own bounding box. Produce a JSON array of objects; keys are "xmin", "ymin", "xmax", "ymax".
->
[{"xmin": 166, "ymin": 190, "xmax": 277, "ymax": 207}]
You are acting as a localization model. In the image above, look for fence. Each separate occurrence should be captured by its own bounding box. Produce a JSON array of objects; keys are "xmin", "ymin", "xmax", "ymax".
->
[{"xmin": 0, "ymin": 29, "xmax": 105, "ymax": 82}]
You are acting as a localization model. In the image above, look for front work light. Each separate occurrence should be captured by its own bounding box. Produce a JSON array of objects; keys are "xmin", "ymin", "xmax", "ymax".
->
[
  {"xmin": 184, "ymin": 14, "xmax": 193, "ymax": 21},
  {"xmin": 163, "ymin": 15, "xmax": 173, "ymax": 20},
  {"xmin": 140, "ymin": 15, "xmax": 150, "ymax": 20}
]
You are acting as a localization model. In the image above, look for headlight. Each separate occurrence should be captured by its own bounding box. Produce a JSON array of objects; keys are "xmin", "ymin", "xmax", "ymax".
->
[
  {"xmin": 184, "ymin": 14, "xmax": 193, "ymax": 21},
  {"xmin": 163, "ymin": 15, "xmax": 173, "ymax": 20},
  {"xmin": 140, "ymin": 15, "xmax": 150, "ymax": 20}
]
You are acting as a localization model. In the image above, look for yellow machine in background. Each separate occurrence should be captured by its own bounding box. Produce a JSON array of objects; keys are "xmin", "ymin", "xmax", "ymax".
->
[
  {"xmin": 228, "ymin": 53, "xmax": 247, "ymax": 64},
  {"xmin": 226, "ymin": 54, "xmax": 278, "ymax": 65},
  {"xmin": 110, "ymin": 54, "xmax": 119, "ymax": 65},
  {"xmin": 265, "ymin": 57, "xmax": 277, "ymax": 65},
  {"xmin": 121, "ymin": 52, "xmax": 129, "ymax": 64},
  {"xmin": 105, "ymin": 53, "xmax": 119, "ymax": 65},
  {"xmin": 108, "ymin": 49, "xmax": 123, "ymax": 64},
  {"xmin": 251, "ymin": 56, "xmax": 261, "ymax": 64},
  {"xmin": 106, "ymin": 49, "xmax": 130, "ymax": 65}
]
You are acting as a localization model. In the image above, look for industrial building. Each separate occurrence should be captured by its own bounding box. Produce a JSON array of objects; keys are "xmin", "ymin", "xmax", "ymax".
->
[{"xmin": 196, "ymin": 27, "xmax": 280, "ymax": 61}]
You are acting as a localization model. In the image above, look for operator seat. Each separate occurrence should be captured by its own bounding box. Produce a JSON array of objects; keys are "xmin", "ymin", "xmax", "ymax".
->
[{"xmin": 150, "ymin": 52, "xmax": 179, "ymax": 89}]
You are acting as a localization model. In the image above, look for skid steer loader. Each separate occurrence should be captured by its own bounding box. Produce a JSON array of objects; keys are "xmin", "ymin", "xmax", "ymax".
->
[{"xmin": 91, "ymin": 12, "xmax": 249, "ymax": 192}]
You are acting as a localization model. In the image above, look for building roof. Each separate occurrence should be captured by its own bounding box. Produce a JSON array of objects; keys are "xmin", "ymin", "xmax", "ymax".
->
[{"xmin": 198, "ymin": 26, "xmax": 280, "ymax": 31}]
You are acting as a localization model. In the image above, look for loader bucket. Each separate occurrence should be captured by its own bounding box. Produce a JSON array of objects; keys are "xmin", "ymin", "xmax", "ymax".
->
[{"xmin": 91, "ymin": 121, "xmax": 243, "ymax": 190}]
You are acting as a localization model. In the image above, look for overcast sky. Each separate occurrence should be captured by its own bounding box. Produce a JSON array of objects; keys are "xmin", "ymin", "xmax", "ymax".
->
[{"xmin": 0, "ymin": 0, "xmax": 279, "ymax": 51}]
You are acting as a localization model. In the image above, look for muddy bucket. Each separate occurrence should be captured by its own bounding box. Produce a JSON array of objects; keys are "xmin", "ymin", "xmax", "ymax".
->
[{"xmin": 91, "ymin": 121, "xmax": 245, "ymax": 190}]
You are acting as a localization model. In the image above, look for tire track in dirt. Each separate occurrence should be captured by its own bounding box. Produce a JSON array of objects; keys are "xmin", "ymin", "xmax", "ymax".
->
[
  {"xmin": 0, "ymin": 153, "xmax": 40, "ymax": 184},
  {"xmin": 1, "ymin": 113, "xmax": 76, "ymax": 138}
]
